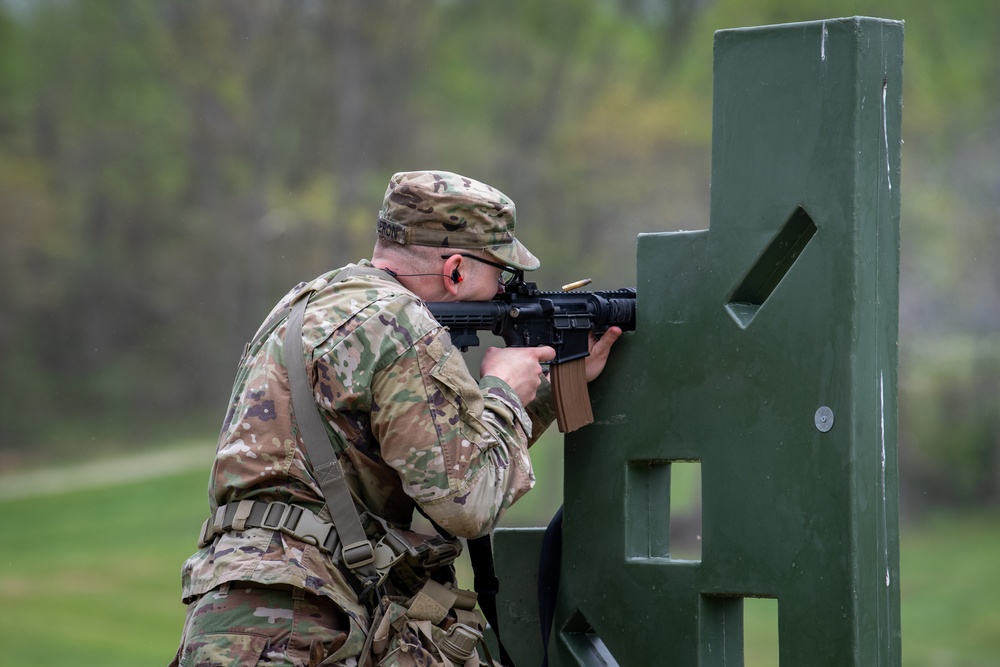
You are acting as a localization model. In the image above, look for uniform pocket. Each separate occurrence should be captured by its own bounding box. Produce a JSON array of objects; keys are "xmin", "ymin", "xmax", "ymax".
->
[
  {"xmin": 428, "ymin": 341, "xmax": 485, "ymax": 418},
  {"xmin": 179, "ymin": 632, "xmax": 268, "ymax": 667}
]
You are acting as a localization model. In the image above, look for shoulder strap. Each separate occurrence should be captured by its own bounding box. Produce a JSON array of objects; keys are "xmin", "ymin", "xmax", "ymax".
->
[
  {"xmin": 244, "ymin": 266, "xmax": 396, "ymax": 362},
  {"xmin": 285, "ymin": 291, "xmax": 377, "ymax": 580}
]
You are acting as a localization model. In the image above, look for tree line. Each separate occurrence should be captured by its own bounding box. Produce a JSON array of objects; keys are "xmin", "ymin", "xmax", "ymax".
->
[{"xmin": 0, "ymin": 0, "xmax": 997, "ymax": 512}]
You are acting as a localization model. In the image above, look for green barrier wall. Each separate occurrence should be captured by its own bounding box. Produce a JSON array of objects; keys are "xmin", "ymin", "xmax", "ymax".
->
[{"xmin": 495, "ymin": 16, "xmax": 903, "ymax": 666}]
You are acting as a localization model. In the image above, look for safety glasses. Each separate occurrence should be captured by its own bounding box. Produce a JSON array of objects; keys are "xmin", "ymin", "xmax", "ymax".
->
[{"xmin": 441, "ymin": 253, "xmax": 523, "ymax": 287}]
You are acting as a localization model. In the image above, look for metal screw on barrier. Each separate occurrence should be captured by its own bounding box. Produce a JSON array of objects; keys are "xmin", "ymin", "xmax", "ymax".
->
[{"xmin": 815, "ymin": 406, "xmax": 834, "ymax": 432}]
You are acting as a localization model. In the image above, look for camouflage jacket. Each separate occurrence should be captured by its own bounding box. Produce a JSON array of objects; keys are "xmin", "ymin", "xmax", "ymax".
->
[{"xmin": 180, "ymin": 261, "xmax": 555, "ymax": 653}]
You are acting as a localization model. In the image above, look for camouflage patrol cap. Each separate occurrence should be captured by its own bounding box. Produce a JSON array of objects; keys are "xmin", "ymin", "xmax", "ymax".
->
[{"xmin": 377, "ymin": 170, "xmax": 540, "ymax": 271}]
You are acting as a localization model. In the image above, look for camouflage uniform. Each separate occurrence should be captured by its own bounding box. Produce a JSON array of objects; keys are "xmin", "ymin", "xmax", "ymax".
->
[{"xmin": 173, "ymin": 171, "xmax": 555, "ymax": 666}]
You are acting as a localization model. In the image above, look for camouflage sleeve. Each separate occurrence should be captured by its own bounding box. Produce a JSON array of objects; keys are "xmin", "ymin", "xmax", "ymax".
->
[
  {"xmin": 524, "ymin": 376, "xmax": 556, "ymax": 447},
  {"xmin": 370, "ymin": 323, "xmax": 536, "ymax": 539}
]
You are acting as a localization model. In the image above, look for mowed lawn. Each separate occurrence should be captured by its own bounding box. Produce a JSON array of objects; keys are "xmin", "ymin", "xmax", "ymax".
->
[{"xmin": 1, "ymin": 461, "xmax": 998, "ymax": 666}]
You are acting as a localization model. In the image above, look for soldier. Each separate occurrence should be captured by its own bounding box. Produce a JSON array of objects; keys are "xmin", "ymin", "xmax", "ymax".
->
[{"xmin": 170, "ymin": 170, "xmax": 621, "ymax": 666}]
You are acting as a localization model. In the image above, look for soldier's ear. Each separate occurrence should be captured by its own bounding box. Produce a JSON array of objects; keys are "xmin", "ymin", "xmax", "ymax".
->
[{"xmin": 442, "ymin": 254, "xmax": 463, "ymax": 297}]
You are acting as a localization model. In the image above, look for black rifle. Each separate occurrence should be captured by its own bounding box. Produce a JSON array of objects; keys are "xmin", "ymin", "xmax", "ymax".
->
[{"xmin": 428, "ymin": 275, "xmax": 635, "ymax": 432}]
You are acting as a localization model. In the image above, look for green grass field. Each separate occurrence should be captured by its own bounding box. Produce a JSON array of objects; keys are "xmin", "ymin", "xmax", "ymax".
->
[{"xmin": 0, "ymin": 454, "xmax": 998, "ymax": 666}]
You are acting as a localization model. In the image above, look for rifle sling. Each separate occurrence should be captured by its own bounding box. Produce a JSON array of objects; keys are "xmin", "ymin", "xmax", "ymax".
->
[{"xmin": 286, "ymin": 284, "xmax": 376, "ymax": 579}]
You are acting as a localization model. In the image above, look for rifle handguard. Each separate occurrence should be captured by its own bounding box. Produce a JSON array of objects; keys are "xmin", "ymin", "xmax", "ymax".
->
[{"xmin": 427, "ymin": 279, "xmax": 636, "ymax": 433}]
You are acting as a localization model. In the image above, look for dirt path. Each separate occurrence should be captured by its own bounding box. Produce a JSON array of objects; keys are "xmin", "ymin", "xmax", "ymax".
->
[{"xmin": 0, "ymin": 444, "xmax": 212, "ymax": 501}]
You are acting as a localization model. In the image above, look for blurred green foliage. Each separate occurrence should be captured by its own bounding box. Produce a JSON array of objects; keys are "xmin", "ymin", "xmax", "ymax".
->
[
  {"xmin": 0, "ymin": 0, "xmax": 998, "ymax": 515},
  {"xmin": 901, "ymin": 336, "xmax": 1000, "ymax": 508}
]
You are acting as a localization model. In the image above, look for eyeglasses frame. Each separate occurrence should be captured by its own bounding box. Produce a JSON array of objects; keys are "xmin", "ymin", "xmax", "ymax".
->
[{"xmin": 440, "ymin": 253, "xmax": 523, "ymax": 287}]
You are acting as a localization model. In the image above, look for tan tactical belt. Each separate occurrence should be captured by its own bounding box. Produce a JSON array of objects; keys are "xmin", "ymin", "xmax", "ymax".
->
[
  {"xmin": 199, "ymin": 499, "xmax": 348, "ymax": 555},
  {"xmin": 199, "ymin": 499, "xmax": 460, "ymax": 582}
]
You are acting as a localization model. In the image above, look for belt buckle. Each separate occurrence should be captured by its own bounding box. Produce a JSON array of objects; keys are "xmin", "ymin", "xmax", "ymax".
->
[
  {"xmin": 277, "ymin": 505, "xmax": 336, "ymax": 553},
  {"xmin": 261, "ymin": 502, "xmax": 289, "ymax": 530},
  {"xmin": 373, "ymin": 539, "xmax": 405, "ymax": 586},
  {"xmin": 342, "ymin": 540, "xmax": 376, "ymax": 570}
]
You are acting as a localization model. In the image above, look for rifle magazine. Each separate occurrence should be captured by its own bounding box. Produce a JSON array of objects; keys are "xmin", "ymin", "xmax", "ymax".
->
[{"xmin": 550, "ymin": 358, "xmax": 593, "ymax": 433}]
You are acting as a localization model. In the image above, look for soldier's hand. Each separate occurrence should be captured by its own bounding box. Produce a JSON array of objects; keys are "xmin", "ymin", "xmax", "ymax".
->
[
  {"xmin": 481, "ymin": 345, "xmax": 556, "ymax": 406},
  {"xmin": 585, "ymin": 326, "xmax": 622, "ymax": 382}
]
